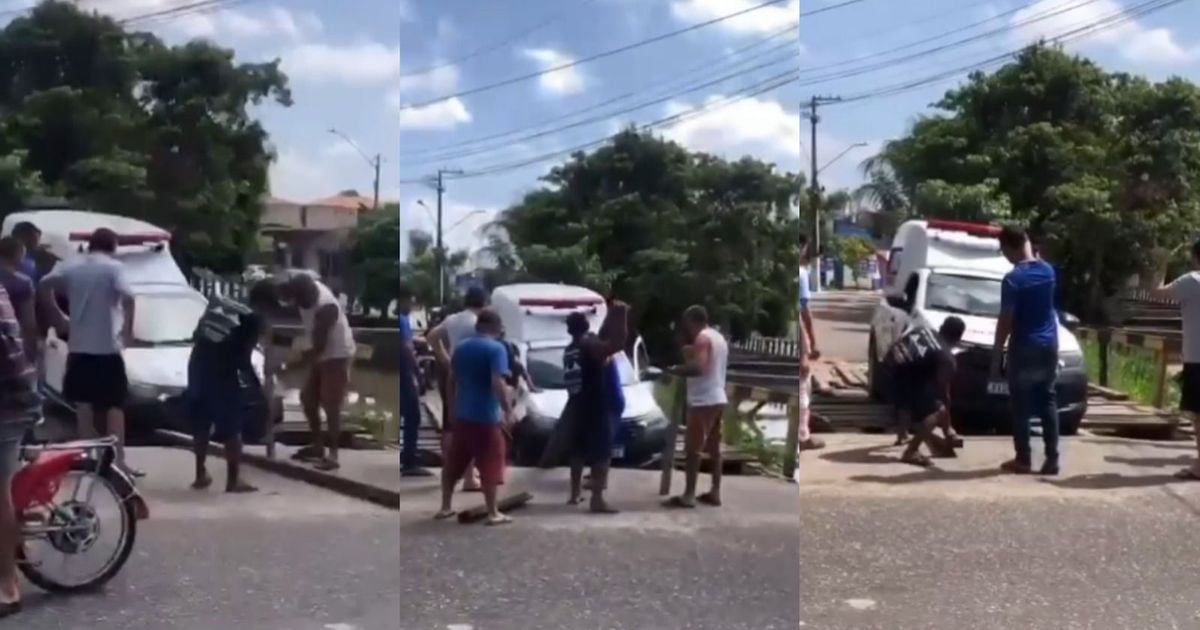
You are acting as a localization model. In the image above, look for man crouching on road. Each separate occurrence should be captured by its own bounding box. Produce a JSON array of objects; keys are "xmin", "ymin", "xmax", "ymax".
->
[
  {"xmin": 435, "ymin": 309, "xmax": 514, "ymax": 525},
  {"xmin": 890, "ymin": 317, "xmax": 965, "ymax": 467}
]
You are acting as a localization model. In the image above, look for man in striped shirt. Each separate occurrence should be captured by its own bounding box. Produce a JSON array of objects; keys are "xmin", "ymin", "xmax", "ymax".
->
[{"xmin": 0, "ymin": 282, "xmax": 41, "ymax": 618}]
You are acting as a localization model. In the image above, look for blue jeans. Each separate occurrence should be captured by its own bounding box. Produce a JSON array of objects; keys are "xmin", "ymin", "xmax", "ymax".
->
[
  {"xmin": 1008, "ymin": 345, "xmax": 1060, "ymax": 466},
  {"xmin": 399, "ymin": 368, "xmax": 422, "ymax": 470}
]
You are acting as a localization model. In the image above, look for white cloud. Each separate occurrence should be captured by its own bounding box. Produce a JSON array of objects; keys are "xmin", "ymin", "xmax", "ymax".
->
[
  {"xmin": 64, "ymin": 1, "xmax": 322, "ymax": 43},
  {"xmin": 661, "ymin": 95, "xmax": 801, "ymax": 165},
  {"xmin": 397, "ymin": 63, "xmax": 460, "ymax": 95},
  {"xmin": 270, "ymin": 147, "xmax": 338, "ymax": 201},
  {"xmin": 671, "ymin": 0, "xmax": 799, "ymax": 36},
  {"xmin": 1009, "ymin": 0, "xmax": 1198, "ymax": 65},
  {"xmin": 393, "ymin": 92, "xmax": 473, "ymax": 130},
  {"xmin": 520, "ymin": 48, "xmax": 586, "ymax": 96},
  {"xmin": 282, "ymin": 42, "xmax": 400, "ymax": 84}
]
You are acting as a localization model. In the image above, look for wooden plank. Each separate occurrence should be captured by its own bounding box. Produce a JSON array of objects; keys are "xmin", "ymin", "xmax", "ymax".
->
[{"xmin": 1087, "ymin": 384, "xmax": 1130, "ymax": 401}]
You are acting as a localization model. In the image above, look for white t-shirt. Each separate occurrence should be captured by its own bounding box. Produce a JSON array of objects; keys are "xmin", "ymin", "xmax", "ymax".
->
[
  {"xmin": 441, "ymin": 309, "xmax": 479, "ymax": 353},
  {"xmin": 298, "ymin": 282, "xmax": 356, "ymax": 361},
  {"xmin": 687, "ymin": 328, "xmax": 729, "ymax": 406},
  {"xmin": 1170, "ymin": 272, "xmax": 1200, "ymax": 363},
  {"xmin": 43, "ymin": 254, "xmax": 132, "ymax": 355}
]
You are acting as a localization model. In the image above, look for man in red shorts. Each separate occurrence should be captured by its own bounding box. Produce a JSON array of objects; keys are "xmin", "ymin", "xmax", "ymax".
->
[{"xmin": 435, "ymin": 309, "xmax": 513, "ymax": 526}]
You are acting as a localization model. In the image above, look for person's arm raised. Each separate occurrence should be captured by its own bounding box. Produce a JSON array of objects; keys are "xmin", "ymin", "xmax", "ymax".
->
[{"xmin": 582, "ymin": 301, "xmax": 629, "ymax": 361}]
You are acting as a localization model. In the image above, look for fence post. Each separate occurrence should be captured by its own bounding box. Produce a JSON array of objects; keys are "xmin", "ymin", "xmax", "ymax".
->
[
  {"xmin": 658, "ymin": 377, "xmax": 687, "ymax": 496},
  {"xmin": 1098, "ymin": 328, "xmax": 1110, "ymax": 388},
  {"xmin": 1153, "ymin": 346, "xmax": 1170, "ymax": 409},
  {"xmin": 783, "ymin": 400, "xmax": 800, "ymax": 481}
]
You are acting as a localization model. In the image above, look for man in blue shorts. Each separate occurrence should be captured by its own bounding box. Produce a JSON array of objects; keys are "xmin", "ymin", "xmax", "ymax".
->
[{"xmin": 992, "ymin": 225, "xmax": 1061, "ymax": 476}]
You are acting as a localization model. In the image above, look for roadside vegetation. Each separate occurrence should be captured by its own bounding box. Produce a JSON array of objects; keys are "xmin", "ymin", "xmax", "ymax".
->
[{"xmin": 1082, "ymin": 338, "xmax": 1181, "ymax": 410}]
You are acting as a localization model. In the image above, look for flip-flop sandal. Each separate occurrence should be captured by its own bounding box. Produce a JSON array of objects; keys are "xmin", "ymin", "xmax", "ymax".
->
[
  {"xmin": 697, "ymin": 493, "xmax": 722, "ymax": 507},
  {"xmin": 312, "ymin": 458, "xmax": 340, "ymax": 472},
  {"xmin": 433, "ymin": 509, "xmax": 457, "ymax": 520},
  {"xmin": 485, "ymin": 514, "xmax": 513, "ymax": 526},
  {"xmin": 1174, "ymin": 468, "xmax": 1200, "ymax": 481},
  {"xmin": 0, "ymin": 601, "xmax": 21, "ymax": 619},
  {"xmin": 900, "ymin": 454, "xmax": 933, "ymax": 468},
  {"xmin": 662, "ymin": 496, "xmax": 696, "ymax": 509}
]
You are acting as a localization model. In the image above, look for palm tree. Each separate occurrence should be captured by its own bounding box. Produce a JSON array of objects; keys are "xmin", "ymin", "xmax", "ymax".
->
[{"xmin": 853, "ymin": 151, "xmax": 910, "ymax": 215}]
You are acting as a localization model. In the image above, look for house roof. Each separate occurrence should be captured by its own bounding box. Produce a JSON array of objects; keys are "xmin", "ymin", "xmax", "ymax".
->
[{"xmin": 309, "ymin": 194, "xmax": 376, "ymax": 211}]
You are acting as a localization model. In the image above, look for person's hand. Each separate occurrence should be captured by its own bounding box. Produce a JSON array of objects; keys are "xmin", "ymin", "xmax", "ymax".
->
[
  {"xmin": 121, "ymin": 328, "xmax": 134, "ymax": 347},
  {"xmin": 808, "ymin": 347, "xmax": 821, "ymax": 360}
]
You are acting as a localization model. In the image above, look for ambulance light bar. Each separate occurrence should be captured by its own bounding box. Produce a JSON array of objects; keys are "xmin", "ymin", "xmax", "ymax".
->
[
  {"xmin": 68, "ymin": 231, "xmax": 171, "ymax": 245},
  {"xmin": 926, "ymin": 219, "xmax": 1002, "ymax": 238}
]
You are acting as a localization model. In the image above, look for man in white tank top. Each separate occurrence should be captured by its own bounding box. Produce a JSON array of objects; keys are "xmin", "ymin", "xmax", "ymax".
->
[
  {"xmin": 281, "ymin": 273, "xmax": 356, "ymax": 471},
  {"xmin": 426, "ymin": 287, "xmax": 488, "ymax": 491},
  {"xmin": 664, "ymin": 305, "xmax": 729, "ymax": 509}
]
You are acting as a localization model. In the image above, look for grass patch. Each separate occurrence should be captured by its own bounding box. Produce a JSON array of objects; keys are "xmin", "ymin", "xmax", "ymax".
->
[
  {"xmin": 1082, "ymin": 338, "xmax": 1180, "ymax": 410},
  {"xmin": 653, "ymin": 378, "xmax": 787, "ymax": 474}
]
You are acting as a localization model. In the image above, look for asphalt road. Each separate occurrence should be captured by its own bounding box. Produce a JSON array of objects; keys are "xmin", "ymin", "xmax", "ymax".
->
[
  {"xmin": 809, "ymin": 290, "xmax": 876, "ymax": 362},
  {"xmin": 398, "ymin": 468, "xmax": 801, "ymax": 630},
  {"xmin": 800, "ymin": 434, "xmax": 1200, "ymax": 629},
  {"xmin": 18, "ymin": 448, "xmax": 401, "ymax": 630}
]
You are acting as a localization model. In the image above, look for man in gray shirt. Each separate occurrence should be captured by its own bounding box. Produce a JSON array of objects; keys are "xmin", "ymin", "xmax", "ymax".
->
[
  {"xmin": 39, "ymin": 228, "xmax": 138, "ymax": 475},
  {"xmin": 1151, "ymin": 239, "xmax": 1200, "ymax": 480}
]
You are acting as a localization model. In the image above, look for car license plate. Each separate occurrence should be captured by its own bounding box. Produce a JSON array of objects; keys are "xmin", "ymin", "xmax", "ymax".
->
[{"xmin": 987, "ymin": 381, "xmax": 1009, "ymax": 396}]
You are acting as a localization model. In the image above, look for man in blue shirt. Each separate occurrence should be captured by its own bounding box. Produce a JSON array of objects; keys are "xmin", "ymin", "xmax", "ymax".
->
[
  {"xmin": 992, "ymin": 225, "xmax": 1061, "ymax": 476},
  {"xmin": 11, "ymin": 222, "xmax": 39, "ymax": 286},
  {"xmin": 398, "ymin": 285, "xmax": 430, "ymax": 477},
  {"xmin": 435, "ymin": 308, "xmax": 512, "ymax": 525}
]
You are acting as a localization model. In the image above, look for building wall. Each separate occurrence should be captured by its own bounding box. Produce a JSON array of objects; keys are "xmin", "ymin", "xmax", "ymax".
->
[{"xmin": 263, "ymin": 202, "xmax": 358, "ymax": 231}]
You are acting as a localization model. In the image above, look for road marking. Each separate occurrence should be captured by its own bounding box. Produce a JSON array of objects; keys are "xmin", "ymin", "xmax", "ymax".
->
[
  {"xmin": 325, "ymin": 624, "xmax": 359, "ymax": 630},
  {"xmin": 447, "ymin": 625, "xmax": 474, "ymax": 630},
  {"xmin": 844, "ymin": 598, "xmax": 877, "ymax": 611}
]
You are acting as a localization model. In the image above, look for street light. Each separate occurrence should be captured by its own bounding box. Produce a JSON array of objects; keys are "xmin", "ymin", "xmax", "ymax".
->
[
  {"xmin": 818, "ymin": 142, "xmax": 868, "ymax": 175},
  {"xmin": 328, "ymin": 128, "xmax": 383, "ymax": 210}
]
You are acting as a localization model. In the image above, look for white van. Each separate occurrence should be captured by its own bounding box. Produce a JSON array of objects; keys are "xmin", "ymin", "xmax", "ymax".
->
[
  {"xmin": 866, "ymin": 219, "xmax": 1088, "ymax": 434},
  {"xmin": 490, "ymin": 283, "xmax": 667, "ymax": 466},
  {"xmin": 4, "ymin": 210, "xmax": 264, "ymax": 432}
]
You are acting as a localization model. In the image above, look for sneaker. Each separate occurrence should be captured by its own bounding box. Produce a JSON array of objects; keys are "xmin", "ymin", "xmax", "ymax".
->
[{"xmin": 401, "ymin": 467, "xmax": 434, "ymax": 478}]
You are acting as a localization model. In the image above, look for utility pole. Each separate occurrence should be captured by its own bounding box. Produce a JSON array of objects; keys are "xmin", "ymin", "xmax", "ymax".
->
[
  {"xmin": 371, "ymin": 154, "xmax": 381, "ymax": 211},
  {"xmin": 432, "ymin": 168, "xmax": 464, "ymax": 305},
  {"xmin": 327, "ymin": 128, "xmax": 382, "ymax": 210},
  {"xmin": 803, "ymin": 94, "xmax": 842, "ymax": 291}
]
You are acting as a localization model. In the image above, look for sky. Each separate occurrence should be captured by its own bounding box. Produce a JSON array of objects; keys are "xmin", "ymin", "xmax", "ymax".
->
[
  {"xmin": 0, "ymin": 0, "xmax": 405, "ymax": 207},
  {"xmin": 396, "ymin": 0, "xmax": 1200, "ymax": 260}
]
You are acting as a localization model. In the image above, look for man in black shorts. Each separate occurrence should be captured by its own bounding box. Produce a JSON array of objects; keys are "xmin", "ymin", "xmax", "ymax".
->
[
  {"xmin": 38, "ymin": 228, "xmax": 140, "ymax": 476},
  {"xmin": 1150, "ymin": 239, "xmax": 1200, "ymax": 479},
  {"xmin": 888, "ymin": 317, "xmax": 965, "ymax": 467},
  {"xmin": 563, "ymin": 302, "xmax": 628, "ymax": 513}
]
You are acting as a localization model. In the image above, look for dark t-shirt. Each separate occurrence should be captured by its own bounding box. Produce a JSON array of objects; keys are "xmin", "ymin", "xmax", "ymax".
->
[
  {"xmin": 564, "ymin": 334, "xmax": 606, "ymax": 422},
  {"xmin": 889, "ymin": 326, "xmax": 954, "ymax": 401},
  {"xmin": 0, "ymin": 269, "xmax": 34, "ymax": 317},
  {"xmin": 189, "ymin": 298, "xmax": 263, "ymax": 390}
]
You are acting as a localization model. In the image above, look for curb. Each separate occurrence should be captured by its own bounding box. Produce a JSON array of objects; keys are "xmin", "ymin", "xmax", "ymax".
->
[{"xmin": 152, "ymin": 429, "xmax": 399, "ymax": 510}]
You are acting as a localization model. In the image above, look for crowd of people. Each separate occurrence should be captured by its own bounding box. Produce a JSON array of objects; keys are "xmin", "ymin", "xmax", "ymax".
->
[
  {"xmin": 0, "ymin": 223, "xmax": 359, "ymax": 619},
  {"xmin": 396, "ymin": 286, "xmax": 733, "ymax": 524}
]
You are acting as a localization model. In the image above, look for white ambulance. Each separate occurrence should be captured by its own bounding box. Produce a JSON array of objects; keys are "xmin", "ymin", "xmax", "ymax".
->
[{"xmin": 866, "ymin": 219, "xmax": 1088, "ymax": 434}]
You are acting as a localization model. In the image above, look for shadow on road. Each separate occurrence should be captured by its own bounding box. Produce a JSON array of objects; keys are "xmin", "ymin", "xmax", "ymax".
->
[
  {"xmin": 849, "ymin": 468, "xmax": 1007, "ymax": 485},
  {"xmin": 810, "ymin": 305, "xmax": 874, "ymax": 326},
  {"xmin": 1104, "ymin": 454, "xmax": 1192, "ymax": 468},
  {"xmin": 817, "ymin": 443, "xmax": 895, "ymax": 465},
  {"xmin": 1039, "ymin": 473, "xmax": 1187, "ymax": 491}
]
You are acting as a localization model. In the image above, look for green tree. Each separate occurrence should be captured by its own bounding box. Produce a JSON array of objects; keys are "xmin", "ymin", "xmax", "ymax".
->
[
  {"xmin": 493, "ymin": 129, "xmax": 800, "ymax": 358},
  {"xmin": 865, "ymin": 44, "xmax": 1200, "ymax": 319},
  {"xmin": 0, "ymin": 1, "xmax": 291, "ymax": 272}
]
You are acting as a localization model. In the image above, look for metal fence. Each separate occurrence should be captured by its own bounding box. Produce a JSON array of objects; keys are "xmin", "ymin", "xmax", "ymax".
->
[{"xmin": 734, "ymin": 337, "xmax": 801, "ymax": 358}]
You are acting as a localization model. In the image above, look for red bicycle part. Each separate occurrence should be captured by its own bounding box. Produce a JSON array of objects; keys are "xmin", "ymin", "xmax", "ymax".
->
[{"xmin": 11, "ymin": 450, "xmax": 86, "ymax": 511}]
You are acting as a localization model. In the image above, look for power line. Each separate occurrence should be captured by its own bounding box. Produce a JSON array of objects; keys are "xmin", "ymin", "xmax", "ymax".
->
[
  {"xmin": 400, "ymin": 30, "xmax": 802, "ymax": 164},
  {"xmin": 404, "ymin": 0, "xmax": 1106, "ymax": 167},
  {"xmin": 398, "ymin": 0, "xmax": 868, "ymax": 110},
  {"xmin": 413, "ymin": 0, "xmax": 1184, "ymax": 183},
  {"xmin": 398, "ymin": 23, "xmax": 799, "ymax": 160},
  {"xmin": 401, "ymin": 0, "xmax": 599, "ymax": 78},
  {"xmin": 126, "ymin": 0, "xmax": 260, "ymax": 27}
]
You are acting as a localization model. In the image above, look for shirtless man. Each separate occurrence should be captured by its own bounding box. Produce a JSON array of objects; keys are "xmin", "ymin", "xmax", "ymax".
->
[{"xmin": 664, "ymin": 305, "xmax": 729, "ymax": 508}]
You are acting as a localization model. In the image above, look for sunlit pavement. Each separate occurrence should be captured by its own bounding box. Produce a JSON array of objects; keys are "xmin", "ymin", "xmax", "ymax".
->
[
  {"xmin": 800, "ymin": 434, "xmax": 1200, "ymax": 628},
  {"xmin": 19, "ymin": 447, "xmax": 401, "ymax": 630},
  {"xmin": 397, "ymin": 468, "xmax": 800, "ymax": 630}
]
